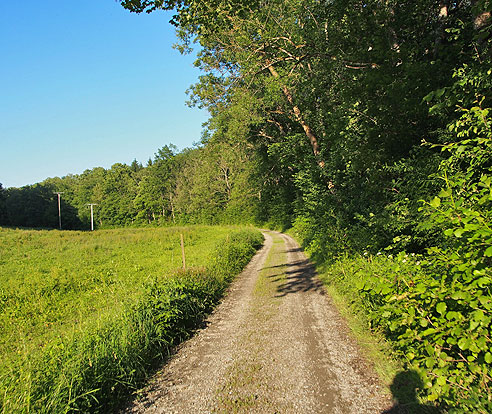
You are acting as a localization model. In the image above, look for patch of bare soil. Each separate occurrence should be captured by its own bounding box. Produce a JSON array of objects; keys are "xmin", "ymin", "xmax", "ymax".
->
[{"xmin": 124, "ymin": 231, "xmax": 393, "ymax": 413}]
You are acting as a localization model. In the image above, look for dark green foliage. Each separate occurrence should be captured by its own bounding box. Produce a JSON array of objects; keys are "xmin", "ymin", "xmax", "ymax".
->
[
  {"xmin": 0, "ymin": 184, "xmax": 7, "ymax": 224},
  {"xmin": 134, "ymin": 145, "xmax": 178, "ymax": 224},
  {"xmin": 172, "ymin": 142, "xmax": 262, "ymax": 225},
  {"xmin": 302, "ymin": 62, "xmax": 492, "ymax": 412},
  {"xmin": 2, "ymin": 184, "xmax": 82, "ymax": 229},
  {"xmin": 0, "ymin": 142, "xmax": 263, "ymax": 228},
  {"xmin": 147, "ymin": 0, "xmax": 483, "ymax": 250}
]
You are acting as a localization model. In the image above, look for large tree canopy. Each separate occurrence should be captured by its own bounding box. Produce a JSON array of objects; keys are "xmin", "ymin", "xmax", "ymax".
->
[{"xmin": 120, "ymin": 0, "xmax": 488, "ymax": 247}]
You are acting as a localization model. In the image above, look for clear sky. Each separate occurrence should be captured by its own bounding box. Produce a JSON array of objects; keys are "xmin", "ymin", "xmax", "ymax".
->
[{"xmin": 0, "ymin": 1, "xmax": 208, "ymax": 188}]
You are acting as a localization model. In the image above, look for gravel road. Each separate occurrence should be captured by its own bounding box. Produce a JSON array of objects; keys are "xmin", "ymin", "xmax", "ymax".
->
[{"xmin": 124, "ymin": 231, "xmax": 394, "ymax": 413}]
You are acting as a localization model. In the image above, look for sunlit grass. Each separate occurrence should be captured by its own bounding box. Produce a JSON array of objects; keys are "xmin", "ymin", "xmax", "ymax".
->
[{"xmin": 0, "ymin": 225, "xmax": 263, "ymax": 413}]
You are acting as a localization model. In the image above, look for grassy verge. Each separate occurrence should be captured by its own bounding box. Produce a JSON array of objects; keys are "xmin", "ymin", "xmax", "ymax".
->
[
  {"xmin": 315, "ymin": 257, "xmax": 402, "ymax": 386},
  {"xmin": 0, "ymin": 226, "xmax": 263, "ymax": 413}
]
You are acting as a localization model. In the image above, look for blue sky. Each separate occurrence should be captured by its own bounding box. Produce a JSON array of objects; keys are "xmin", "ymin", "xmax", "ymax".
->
[{"xmin": 0, "ymin": 1, "xmax": 208, "ymax": 188}]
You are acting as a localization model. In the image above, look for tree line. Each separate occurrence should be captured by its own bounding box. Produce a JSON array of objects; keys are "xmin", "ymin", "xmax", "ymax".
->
[{"xmin": 0, "ymin": 141, "xmax": 263, "ymax": 229}]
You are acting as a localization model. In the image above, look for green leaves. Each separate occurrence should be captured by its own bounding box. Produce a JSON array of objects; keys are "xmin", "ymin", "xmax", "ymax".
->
[
  {"xmin": 429, "ymin": 197, "xmax": 441, "ymax": 208},
  {"xmin": 458, "ymin": 337, "xmax": 473, "ymax": 351},
  {"xmin": 485, "ymin": 353, "xmax": 492, "ymax": 364},
  {"xmin": 351, "ymin": 218, "xmax": 492, "ymax": 411},
  {"xmin": 436, "ymin": 302, "xmax": 447, "ymax": 315}
]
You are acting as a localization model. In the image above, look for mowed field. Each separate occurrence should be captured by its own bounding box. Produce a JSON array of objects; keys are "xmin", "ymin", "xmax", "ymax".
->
[{"xmin": 0, "ymin": 225, "xmax": 263, "ymax": 413}]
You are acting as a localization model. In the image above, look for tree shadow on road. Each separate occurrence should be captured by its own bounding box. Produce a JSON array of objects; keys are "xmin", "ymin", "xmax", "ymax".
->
[
  {"xmin": 273, "ymin": 247, "xmax": 325, "ymax": 297},
  {"xmin": 382, "ymin": 370, "xmax": 443, "ymax": 414}
]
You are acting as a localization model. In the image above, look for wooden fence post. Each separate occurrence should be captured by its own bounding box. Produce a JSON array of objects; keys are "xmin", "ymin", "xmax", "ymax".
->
[{"xmin": 180, "ymin": 233, "xmax": 186, "ymax": 270}]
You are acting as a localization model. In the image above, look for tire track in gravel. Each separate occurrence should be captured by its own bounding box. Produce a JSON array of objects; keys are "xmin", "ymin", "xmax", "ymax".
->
[{"xmin": 124, "ymin": 231, "xmax": 393, "ymax": 413}]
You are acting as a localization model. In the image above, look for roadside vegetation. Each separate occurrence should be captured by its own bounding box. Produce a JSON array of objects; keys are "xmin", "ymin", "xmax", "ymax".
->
[
  {"xmin": 0, "ymin": 226, "xmax": 263, "ymax": 413},
  {"xmin": 291, "ymin": 65, "xmax": 492, "ymax": 412}
]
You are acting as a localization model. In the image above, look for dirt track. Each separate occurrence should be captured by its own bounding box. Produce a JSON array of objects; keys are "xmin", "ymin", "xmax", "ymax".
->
[{"xmin": 125, "ymin": 231, "xmax": 393, "ymax": 413}]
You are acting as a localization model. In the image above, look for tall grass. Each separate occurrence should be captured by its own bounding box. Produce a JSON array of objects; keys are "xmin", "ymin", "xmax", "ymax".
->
[{"xmin": 0, "ymin": 226, "xmax": 263, "ymax": 413}]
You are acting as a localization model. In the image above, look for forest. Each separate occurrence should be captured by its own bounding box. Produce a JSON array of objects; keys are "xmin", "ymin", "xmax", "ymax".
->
[
  {"xmin": 1, "ymin": 0, "xmax": 491, "ymax": 411},
  {"xmin": 0, "ymin": 142, "xmax": 260, "ymax": 229}
]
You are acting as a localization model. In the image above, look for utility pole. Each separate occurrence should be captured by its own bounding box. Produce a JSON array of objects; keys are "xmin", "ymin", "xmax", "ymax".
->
[
  {"xmin": 53, "ymin": 192, "xmax": 64, "ymax": 230},
  {"xmin": 87, "ymin": 204, "xmax": 98, "ymax": 231}
]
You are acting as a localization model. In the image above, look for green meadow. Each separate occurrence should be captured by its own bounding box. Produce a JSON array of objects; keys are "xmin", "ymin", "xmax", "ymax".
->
[{"xmin": 0, "ymin": 225, "xmax": 263, "ymax": 413}]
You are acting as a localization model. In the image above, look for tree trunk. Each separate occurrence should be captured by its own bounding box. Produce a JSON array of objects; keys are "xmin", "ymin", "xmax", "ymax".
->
[
  {"xmin": 221, "ymin": 165, "xmax": 232, "ymax": 198},
  {"xmin": 267, "ymin": 64, "xmax": 325, "ymax": 168},
  {"xmin": 170, "ymin": 194, "xmax": 176, "ymax": 224}
]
